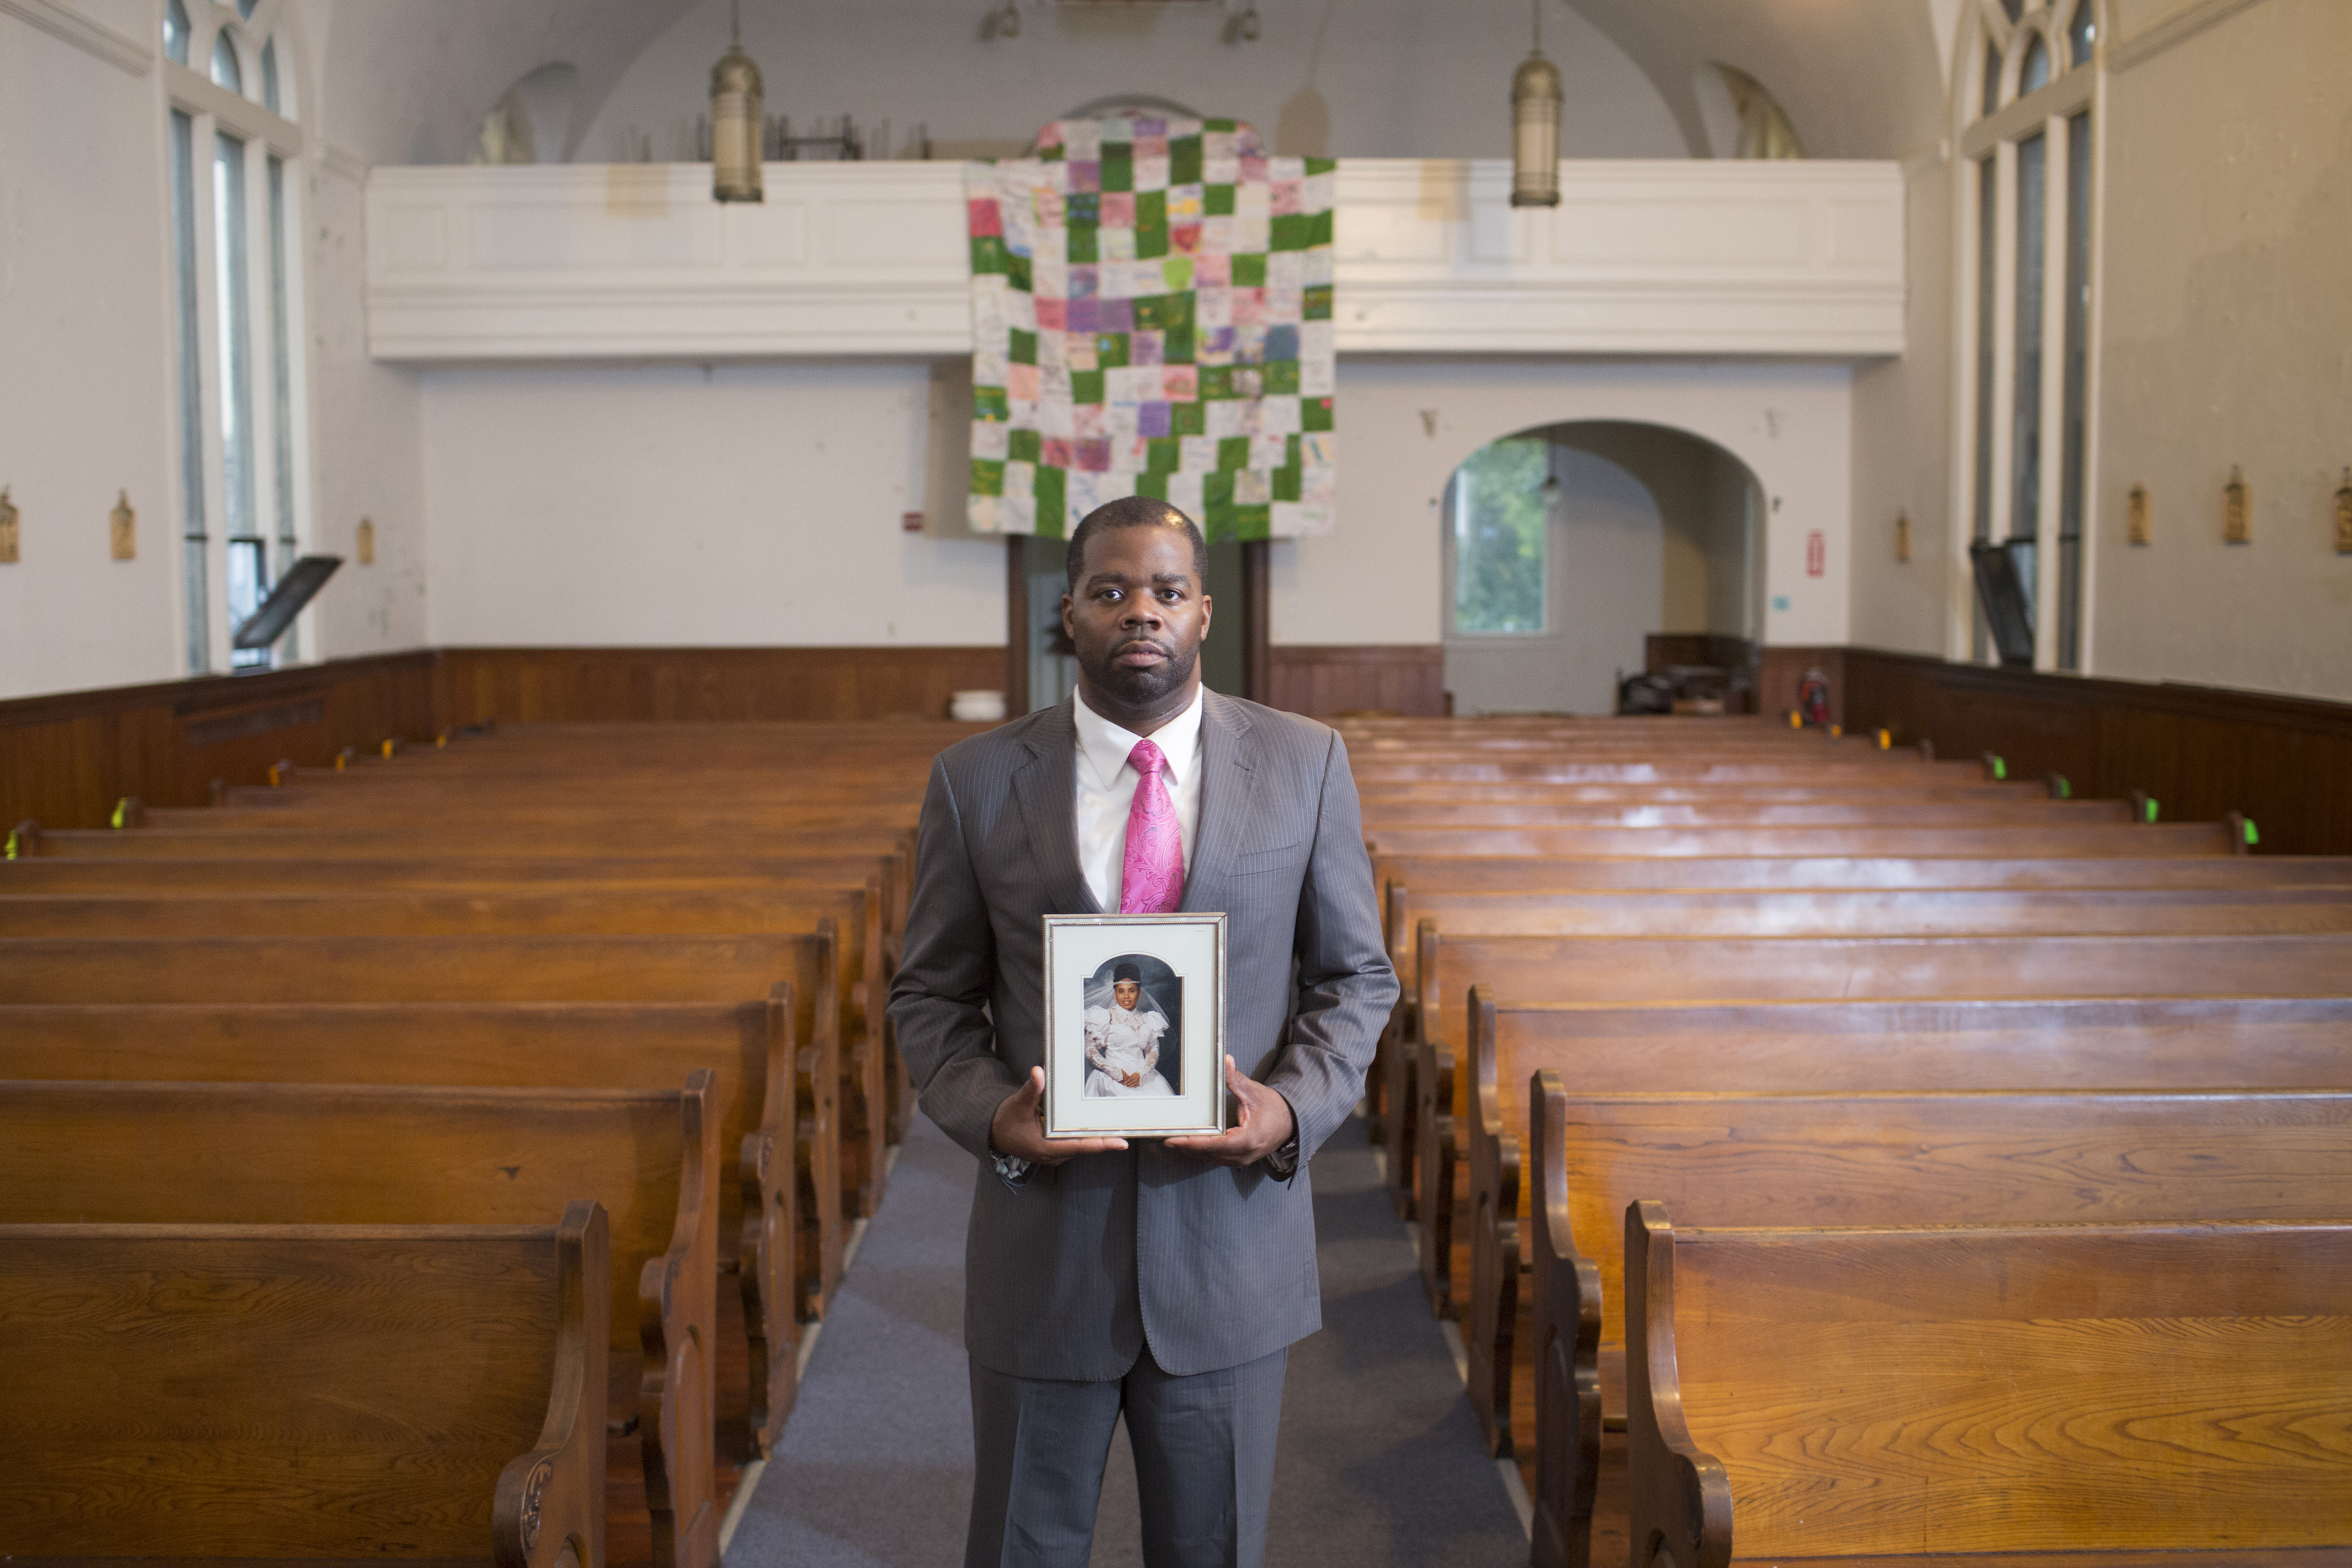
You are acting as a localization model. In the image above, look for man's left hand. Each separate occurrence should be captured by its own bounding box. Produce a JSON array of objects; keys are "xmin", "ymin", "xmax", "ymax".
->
[{"xmin": 1166, "ymin": 1056, "xmax": 1296, "ymax": 1169}]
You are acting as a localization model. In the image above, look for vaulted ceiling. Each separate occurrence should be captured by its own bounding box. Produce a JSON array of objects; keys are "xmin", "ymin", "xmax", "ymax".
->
[{"xmin": 305, "ymin": 0, "xmax": 1952, "ymax": 168}]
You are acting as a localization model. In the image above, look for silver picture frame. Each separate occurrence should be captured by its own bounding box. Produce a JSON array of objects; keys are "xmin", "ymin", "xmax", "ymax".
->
[{"xmin": 1042, "ymin": 912, "xmax": 1228, "ymax": 1139}]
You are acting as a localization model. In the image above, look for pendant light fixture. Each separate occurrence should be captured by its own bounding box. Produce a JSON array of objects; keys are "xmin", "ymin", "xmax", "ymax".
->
[
  {"xmin": 1510, "ymin": 0, "xmax": 1562, "ymax": 207},
  {"xmin": 711, "ymin": 0, "xmax": 764, "ymax": 203}
]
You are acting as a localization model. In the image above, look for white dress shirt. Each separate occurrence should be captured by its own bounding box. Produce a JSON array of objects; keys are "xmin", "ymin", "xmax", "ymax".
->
[{"xmin": 1072, "ymin": 684, "xmax": 1205, "ymax": 912}]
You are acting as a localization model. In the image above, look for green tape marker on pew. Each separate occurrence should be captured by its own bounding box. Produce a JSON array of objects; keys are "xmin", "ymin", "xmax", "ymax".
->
[
  {"xmin": 1987, "ymin": 754, "xmax": 2007, "ymax": 780},
  {"xmin": 2145, "ymin": 797, "xmax": 2161, "ymax": 823},
  {"xmin": 3, "ymin": 828, "xmax": 16, "ymax": 861},
  {"xmin": 111, "ymin": 797, "xmax": 129, "ymax": 830},
  {"xmin": 2243, "ymin": 817, "xmax": 2260, "ymax": 847}
]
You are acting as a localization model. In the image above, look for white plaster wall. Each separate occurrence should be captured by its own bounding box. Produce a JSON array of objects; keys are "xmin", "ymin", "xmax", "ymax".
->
[
  {"xmin": 1275, "ymin": 358, "xmax": 1852, "ymax": 649},
  {"xmin": 302, "ymin": 160, "xmax": 430, "ymax": 659},
  {"xmin": 418, "ymin": 362, "xmax": 1004, "ymax": 647},
  {"xmin": 0, "ymin": 4, "xmax": 181, "ymax": 700},
  {"xmin": 1444, "ymin": 446, "xmax": 1664, "ymax": 716},
  {"xmin": 581, "ymin": 0, "xmax": 1688, "ymax": 165},
  {"xmin": 1847, "ymin": 150, "xmax": 1955, "ymax": 657},
  {"xmin": 2088, "ymin": 0, "xmax": 2352, "ymax": 701}
]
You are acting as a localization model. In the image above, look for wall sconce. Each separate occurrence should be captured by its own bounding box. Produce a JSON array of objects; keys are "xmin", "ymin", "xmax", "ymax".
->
[
  {"xmin": 1894, "ymin": 511, "xmax": 1911, "ymax": 562},
  {"xmin": 0, "ymin": 487, "xmax": 17, "ymax": 564},
  {"xmin": 2223, "ymin": 464, "xmax": 2250, "ymax": 545},
  {"xmin": 985, "ymin": 0, "xmax": 1021, "ymax": 40},
  {"xmin": 356, "ymin": 517, "xmax": 376, "ymax": 566},
  {"xmin": 2126, "ymin": 483, "xmax": 2150, "ymax": 545},
  {"xmin": 2334, "ymin": 468, "xmax": 2351, "ymax": 555},
  {"xmin": 109, "ymin": 491, "xmax": 135, "ymax": 560},
  {"xmin": 710, "ymin": 0, "xmax": 764, "ymax": 203},
  {"xmin": 1224, "ymin": 0, "xmax": 1261, "ymax": 43},
  {"xmin": 1509, "ymin": 0, "xmax": 1563, "ymax": 208}
]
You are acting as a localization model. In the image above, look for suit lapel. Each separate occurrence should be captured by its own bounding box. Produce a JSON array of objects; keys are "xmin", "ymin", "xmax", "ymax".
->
[
  {"xmin": 1011, "ymin": 698, "xmax": 1102, "ymax": 915},
  {"xmin": 1182, "ymin": 690, "xmax": 1258, "ymax": 914}
]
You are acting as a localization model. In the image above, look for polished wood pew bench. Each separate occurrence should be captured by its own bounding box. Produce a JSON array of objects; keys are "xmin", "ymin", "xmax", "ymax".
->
[
  {"xmin": 1367, "ymin": 820, "xmax": 2243, "ymax": 860},
  {"xmin": 1362, "ymin": 798, "xmax": 2134, "ymax": 828},
  {"xmin": 1408, "ymin": 929, "xmax": 2352, "ymax": 1316},
  {"xmin": 0, "ymin": 1079, "xmax": 719, "ymax": 1568},
  {"xmin": 0, "ymin": 931, "xmax": 848, "ymax": 1331},
  {"xmin": 1373, "ymin": 876, "xmax": 2352, "ymax": 1178},
  {"xmin": 0, "ymin": 996, "xmax": 804, "ymax": 1456},
  {"xmin": 1525, "ymin": 1078, "xmax": 2352, "ymax": 1568},
  {"xmin": 0, "ymin": 884, "xmax": 896, "ymax": 1223},
  {"xmin": 1624, "ymin": 1207, "xmax": 2352, "ymax": 1568},
  {"xmin": 1, "ymin": 1202, "xmax": 608, "ymax": 1568}
]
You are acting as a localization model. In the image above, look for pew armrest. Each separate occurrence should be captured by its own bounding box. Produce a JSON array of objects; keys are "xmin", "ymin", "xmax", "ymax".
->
[
  {"xmin": 1416, "ymin": 1039, "xmax": 1456, "ymax": 1316},
  {"xmin": 497, "ymin": 1201, "xmax": 610, "ymax": 1568},
  {"xmin": 637, "ymin": 1072, "xmax": 720, "ymax": 1568},
  {"xmin": 740, "ymin": 986, "xmax": 801, "ymax": 1453},
  {"xmin": 1530, "ymin": 1070, "xmax": 1604, "ymax": 1568},
  {"xmin": 1623, "ymin": 1201, "xmax": 1732, "ymax": 1568},
  {"xmin": 1465, "ymin": 985, "xmax": 1515, "ymax": 1456}
]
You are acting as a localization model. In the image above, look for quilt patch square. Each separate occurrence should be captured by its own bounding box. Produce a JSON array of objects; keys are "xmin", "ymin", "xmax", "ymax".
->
[{"xmin": 965, "ymin": 115, "xmax": 1335, "ymax": 539}]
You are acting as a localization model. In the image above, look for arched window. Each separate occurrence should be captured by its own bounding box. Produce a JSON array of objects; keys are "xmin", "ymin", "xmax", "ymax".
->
[
  {"xmin": 1956, "ymin": 0, "xmax": 2100, "ymax": 672},
  {"xmin": 161, "ymin": 1, "xmax": 309, "ymax": 672},
  {"xmin": 1447, "ymin": 439, "xmax": 1550, "ymax": 636}
]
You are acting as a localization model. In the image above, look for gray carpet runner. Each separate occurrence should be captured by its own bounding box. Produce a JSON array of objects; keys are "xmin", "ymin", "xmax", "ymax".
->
[{"xmin": 723, "ymin": 1109, "xmax": 1527, "ymax": 1567}]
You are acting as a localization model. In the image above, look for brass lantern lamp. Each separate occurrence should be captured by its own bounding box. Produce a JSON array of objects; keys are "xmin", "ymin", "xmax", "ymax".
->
[
  {"xmin": 1511, "ymin": 0, "xmax": 1562, "ymax": 207},
  {"xmin": 711, "ymin": 1, "xmax": 764, "ymax": 204}
]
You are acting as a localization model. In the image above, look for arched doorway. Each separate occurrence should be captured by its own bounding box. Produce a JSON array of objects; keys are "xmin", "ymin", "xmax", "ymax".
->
[{"xmin": 1440, "ymin": 421, "xmax": 1765, "ymax": 715}]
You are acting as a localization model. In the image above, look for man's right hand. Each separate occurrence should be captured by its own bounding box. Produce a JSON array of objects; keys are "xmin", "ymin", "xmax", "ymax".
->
[{"xmin": 990, "ymin": 1065, "xmax": 1128, "ymax": 1165}]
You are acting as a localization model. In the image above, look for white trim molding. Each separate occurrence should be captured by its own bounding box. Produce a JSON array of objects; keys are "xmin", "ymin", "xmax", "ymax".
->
[
  {"xmin": 0, "ymin": 0, "xmax": 152, "ymax": 74},
  {"xmin": 2111, "ymin": 0, "xmax": 2270, "ymax": 70},
  {"xmin": 364, "ymin": 158, "xmax": 1906, "ymax": 363}
]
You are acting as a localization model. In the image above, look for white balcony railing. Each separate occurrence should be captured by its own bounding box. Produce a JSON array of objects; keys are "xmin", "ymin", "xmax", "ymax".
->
[{"xmin": 365, "ymin": 158, "xmax": 1904, "ymax": 362}]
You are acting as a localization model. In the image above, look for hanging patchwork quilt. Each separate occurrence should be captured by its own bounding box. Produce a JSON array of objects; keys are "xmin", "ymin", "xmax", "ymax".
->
[{"xmin": 964, "ymin": 114, "xmax": 1336, "ymax": 539}]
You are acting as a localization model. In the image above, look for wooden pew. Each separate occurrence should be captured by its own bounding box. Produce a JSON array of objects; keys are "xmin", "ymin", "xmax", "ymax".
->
[
  {"xmin": 1624, "ymin": 1207, "xmax": 2352, "ymax": 1568},
  {"xmin": 0, "ymin": 1077, "xmax": 719, "ymax": 1568},
  {"xmin": 1367, "ymin": 821, "xmax": 2243, "ymax": 858},
  {"xmin": 1369, "ymin": 854, "xmax": 2352, "ymax": 1177},
  {"xmin": 2, "ymin": 1201, "xmax": 608, "ymax": 1566},
  {"xmin": 0, "ymin": 932, "xmax": 847, "ymax": 1354},
  {"xmin": 1373, "ymin": 879, "xmax": 2352, "ymax": 1170},
  {"xmin": 1525, "ymin": 1076, "xmax": 2352, "ymax": 1568},
  {"xmin": 1409, "ymin": 929, "xmax": 2352, "ymax": 1316},
  {"xmin": 0, "ymin": 997, "xmax": 804, "ymax": 1455},
  {"xmin": 1364, "ymin": 798, "xmax": 2134, "ymax": 827},
  {"xmin": 0, "ymin": 886, "xmax": 897, "ymax": 1222}
]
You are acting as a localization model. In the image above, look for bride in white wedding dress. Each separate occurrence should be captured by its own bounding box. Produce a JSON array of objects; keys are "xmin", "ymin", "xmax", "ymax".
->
[{"xmin": 1083, "ymin": 961, "xmax": 1174, "ymax": 1097}]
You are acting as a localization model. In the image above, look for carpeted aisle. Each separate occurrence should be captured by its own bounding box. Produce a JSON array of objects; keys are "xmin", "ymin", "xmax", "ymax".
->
[{"xmin": 723, "ymin": 1109, "xmax": 1527, "ymax": 1567}]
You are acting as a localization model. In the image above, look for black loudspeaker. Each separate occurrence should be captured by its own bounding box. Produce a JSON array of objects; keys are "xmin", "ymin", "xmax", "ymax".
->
[{"xmin": 1968, "ymin": 540, "xmax": 2036, "ymax": 669}]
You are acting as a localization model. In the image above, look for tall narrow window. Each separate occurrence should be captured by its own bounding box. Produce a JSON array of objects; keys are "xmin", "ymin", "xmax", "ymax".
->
[
  {"xmin": 1971, "ymin": 156, "xmax": 1998, "ymax": 658},
  {"xmin": 170, "ymin": 110, "xmax": 209, "ymax": 673},
  {"xmin": 210, "ymin": 33, "xmax": 241, "ymax": 94},
  {"xmin": 2009, "ymin": 132, "xmax": 2047, "ymax": 633},
  {"xmin": 1450, "ymin": 439, "xmax": 1549, "ymax": 636},
  {"xmin": 268, "ymin": 155, "xmax": 298, "ymax": 661},
  {"xmin": 165, "ymin": 5, "xmax": 308, "ymax": 673},
  {"xmin": 1956, "ymin": 2, "xmax": 2098, "ymax": 672},
  {"xmin": 215, "ymin": 134, "xmax": 264, "ymax": 667},
  {"xmin": 2057, "ymin": 110, "xmax": 2093, "ymax": 670}
]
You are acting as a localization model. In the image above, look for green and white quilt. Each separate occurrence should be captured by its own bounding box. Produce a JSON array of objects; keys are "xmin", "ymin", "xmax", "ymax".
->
[{"xmin": 964, "ymin": 114, "xmax": 1335, "ymax": 539}]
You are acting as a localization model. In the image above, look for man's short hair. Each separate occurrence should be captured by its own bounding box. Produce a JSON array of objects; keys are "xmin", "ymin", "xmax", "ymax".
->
[{"xmin": 1065, "ymin": 497, "xmax": 1210, "ymax": 592}]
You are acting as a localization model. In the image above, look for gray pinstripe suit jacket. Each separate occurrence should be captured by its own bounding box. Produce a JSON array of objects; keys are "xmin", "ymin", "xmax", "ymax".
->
[{"xmin": 887, "ymin": 690, "xmax": 1398, "ymax": 1380}]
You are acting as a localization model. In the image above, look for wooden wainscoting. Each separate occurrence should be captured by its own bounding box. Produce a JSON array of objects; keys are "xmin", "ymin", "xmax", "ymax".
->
[
  {"xmin": 1267, "ymin": 645, "xmax": 1447, "ymax": 719},
  {"xmin": 1841, "ymin": 648, "xmax": 2352, "ymax": 857},
  {"xmin": 432, "ymin": 647, "xmax": 1006, "ymax": 726},
  {"xmin": 1, "ymin": 651, "xmax": 440, "ymax": 830}
]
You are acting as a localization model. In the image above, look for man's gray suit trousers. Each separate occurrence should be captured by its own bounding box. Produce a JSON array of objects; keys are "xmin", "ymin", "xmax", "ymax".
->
[{"xmin": 965, "ymin": 1344, "xmax": 1287, "ymax": 1568}]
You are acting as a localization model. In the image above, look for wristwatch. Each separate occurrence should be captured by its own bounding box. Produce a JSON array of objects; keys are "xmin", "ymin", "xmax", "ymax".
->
[
  {"xmin": 991, "ymin": 1150, "xmax": 1035, "ymax": 1187},
  {"xmin": 1264, "ymin": 1132, "xmax": 1301, "ymax": 1180}
]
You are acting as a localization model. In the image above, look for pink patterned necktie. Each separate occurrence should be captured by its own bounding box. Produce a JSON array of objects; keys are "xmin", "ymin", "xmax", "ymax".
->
[{"xmin": 1119, "ymin": 739, "xmax": 1185, "ymax": 914}]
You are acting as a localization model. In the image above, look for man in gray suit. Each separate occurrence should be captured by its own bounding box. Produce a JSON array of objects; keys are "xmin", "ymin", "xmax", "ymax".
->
[{"xmin": 889, "ymin": 497, "xmax": 1398, "ymax": 1568}]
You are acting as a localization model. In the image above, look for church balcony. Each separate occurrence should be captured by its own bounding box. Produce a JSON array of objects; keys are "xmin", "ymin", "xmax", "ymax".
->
[{"xmin": 363, "ymin": 158, "xmax": 1905, "ymax": 364}]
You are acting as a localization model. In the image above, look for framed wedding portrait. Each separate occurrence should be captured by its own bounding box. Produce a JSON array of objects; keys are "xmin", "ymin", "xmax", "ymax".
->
[{"xmin": 1042, "ymin": 913, "xmax": 1227, "ymax": 1139}]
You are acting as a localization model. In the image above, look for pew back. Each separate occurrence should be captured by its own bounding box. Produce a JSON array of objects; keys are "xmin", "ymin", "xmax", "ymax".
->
[
  {"xmin": 1627, "ymin": 1210, "xmax": 2352, "ymax": 1562},
  {"xmin": 2, "ymin": 1204, "xmax": 608, "ymax": 1564}
]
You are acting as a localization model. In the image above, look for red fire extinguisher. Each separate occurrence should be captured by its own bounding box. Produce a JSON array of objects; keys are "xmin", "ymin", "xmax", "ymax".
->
[{"xmin": 1799, "ymin": 667, "xmax": 1831, "ymax": 728}]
